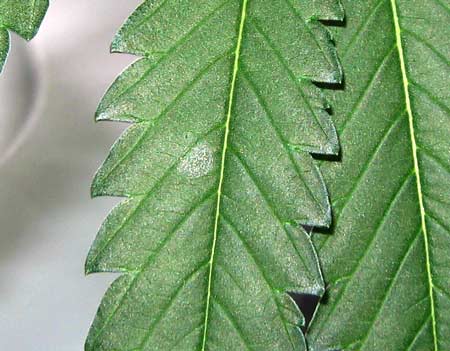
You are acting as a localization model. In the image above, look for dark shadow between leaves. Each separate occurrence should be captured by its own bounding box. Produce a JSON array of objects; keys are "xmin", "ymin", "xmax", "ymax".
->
[
  {"xmin": 314, "ymin": 75, "xmax": 346, "ymax": 91},
  {"xmin": 290, "ymin": 292, "xmax": 321, "ymax": 333},
  {"xmin": 319, "ymin": 17, "xmax": 347, "ymax": 28}
]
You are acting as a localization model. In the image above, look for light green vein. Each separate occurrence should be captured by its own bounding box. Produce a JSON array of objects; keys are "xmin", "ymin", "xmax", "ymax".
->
[
  {"xmin": 201, "ymin": 0, "xmax": 249, "ymax": 349},
  {"xmin": 390, "ymin": 1, "xmax": 438, "ymax": 350}
]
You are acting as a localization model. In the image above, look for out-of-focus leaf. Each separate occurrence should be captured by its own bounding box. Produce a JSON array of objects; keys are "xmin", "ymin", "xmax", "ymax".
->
[{"xmin": 0, "ymin": 0, "xmax": 49, "ymax": 73}]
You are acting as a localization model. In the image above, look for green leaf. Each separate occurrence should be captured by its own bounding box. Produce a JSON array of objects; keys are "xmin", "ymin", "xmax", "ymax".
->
[
  {"xmin": 86, "ymin": 0, "xmax": 343, "ymax": 350},
  {"xmin": 308, "ymin": 0, "xmax": 450, "ymax": 350},
  {"xmin": 0, "ymin": 0, "xmax": 48, "ymax": 73}
]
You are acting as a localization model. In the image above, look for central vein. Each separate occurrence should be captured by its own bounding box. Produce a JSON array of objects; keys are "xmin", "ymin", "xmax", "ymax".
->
[
  {"xmin": 390, "ymin": 1, "xmax": 438, "ymax": 350},
  {"xmin": 201, "ymin": 0, "xmax": 249, "ymax": 349}
]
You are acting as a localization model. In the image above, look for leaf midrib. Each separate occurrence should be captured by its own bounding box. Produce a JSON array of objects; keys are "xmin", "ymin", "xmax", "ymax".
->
[
  {"xmin": 390, "ymin": 0, "xmax": 438, "ymax": 350},
  {"xmin": 201, "ymin": 0, "xmax": 249, "ymax": 349}
]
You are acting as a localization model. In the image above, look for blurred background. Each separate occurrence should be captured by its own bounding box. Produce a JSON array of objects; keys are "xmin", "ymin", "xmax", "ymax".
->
[{"xmin": 0, "ymin": 1, "xmax": 141, "ymax": 349}]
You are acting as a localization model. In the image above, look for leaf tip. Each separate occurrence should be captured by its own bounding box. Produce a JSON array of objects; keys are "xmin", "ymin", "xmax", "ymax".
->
[
  {"xmin": 324, "ymin": 138, "xmax": 340, "ymax": 156},
  {"xmin": 110, "ymin": 34, "xmax": 124, "ymax": 54},
  {"xmin": 90, "ymin": 174, "xmax": 105, "ymax": 198},
  {"xmin": 94, "ymin": 107, "xmax": 109, "ymax": 123},
  {"xmin": 85, "ymin": 246, "xmax": 101, "ymax": 275},
  {"xmin": 324, "ymin": 66, "xmax": 343, "ymax": 85},
  {"xmin": 84, "ymin": 261, "xmax": 96, "ymax": 276}
]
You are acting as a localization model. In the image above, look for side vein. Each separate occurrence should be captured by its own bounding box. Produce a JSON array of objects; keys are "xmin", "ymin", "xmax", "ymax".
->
[
  {"xmin": 390, "ymin": 1, "xmax": 438, "ymax": 350},
  {"xmin": 201, "ymin": 0, "xmax": 249, "ymax": 349}
]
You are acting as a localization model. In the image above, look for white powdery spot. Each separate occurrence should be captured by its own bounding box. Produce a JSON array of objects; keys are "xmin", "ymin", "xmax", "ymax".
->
[{"xmin": 178, "ymin": 143, "xmax": 214, "ymax": 178}]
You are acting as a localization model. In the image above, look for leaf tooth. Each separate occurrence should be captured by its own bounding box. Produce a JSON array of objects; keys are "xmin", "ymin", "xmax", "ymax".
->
[
  {"xmin": 249, "ymin": 1, "xmax": 343, "ymax": 84},
  {"xmin": 84, "ymin": 274, "xmax": 134, "ymax": 350},
  {"xmin": 110, "ymin": 0, "xmax": 237, "ymax": 57},
  {"xmin": 284, "ymin": 224, "xmax": 326, "ymax": 296},
  {"xmin": 85, "ymin": 197, "xmax": 143, "ymax": 275},
  {"xmin": 311, "ymin": 24, "xmax": 343, "ymax": 84},
  {"xmin": 95, "ymin": 58, "xmax": 151, "ymax": 123},
  {"xmin": 91, "ymin": 123, "xmax": 149, "ymax": 198},
  {"xmin": 290, "ymin": 152, "xmax": 333, "ymax": 228}
]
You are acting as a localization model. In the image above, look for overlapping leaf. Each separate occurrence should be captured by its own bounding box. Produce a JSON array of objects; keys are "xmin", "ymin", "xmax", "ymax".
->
[
  {"xmin": 86, "ymin": 0, "xmax": 344, "ymax": 350},
  {"xmin": 0, "ymin": 0, "xmax": 48, "ymax": 73},
  {"xmin": 308, "ymin": 0, "xmax": 450, "ymax": 350}
]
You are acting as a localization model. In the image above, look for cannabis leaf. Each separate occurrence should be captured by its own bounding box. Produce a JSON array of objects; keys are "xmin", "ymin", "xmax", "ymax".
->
[
  {"xmin": 0, "ymin": 0, "xmax": 48, "ymax": 73},
  {"xmin": 86, "ymin": 0, "xmax": 344, "ymax": 350},
  {"xmin": 308, "ymin": 0, "xmax": 450, "ymax": 350}
]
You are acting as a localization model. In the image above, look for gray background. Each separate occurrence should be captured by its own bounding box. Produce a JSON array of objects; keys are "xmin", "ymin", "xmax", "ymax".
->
[{"xmin": 0, "ymin": 1, "xmax": 142, "ymax": 349}]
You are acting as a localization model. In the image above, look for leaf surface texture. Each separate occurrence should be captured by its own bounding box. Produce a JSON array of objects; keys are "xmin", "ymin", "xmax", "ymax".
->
[
  {"xmin": 308, "ymin": 0, "xmax": 450, "ymax": 350},
  {"xmin": 0, "ymin": 0, "xmax": 48, "ymax": 73},
  {"xmin": 86, "ymin": 0, "xmax": 343, "ymax": 350}
]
